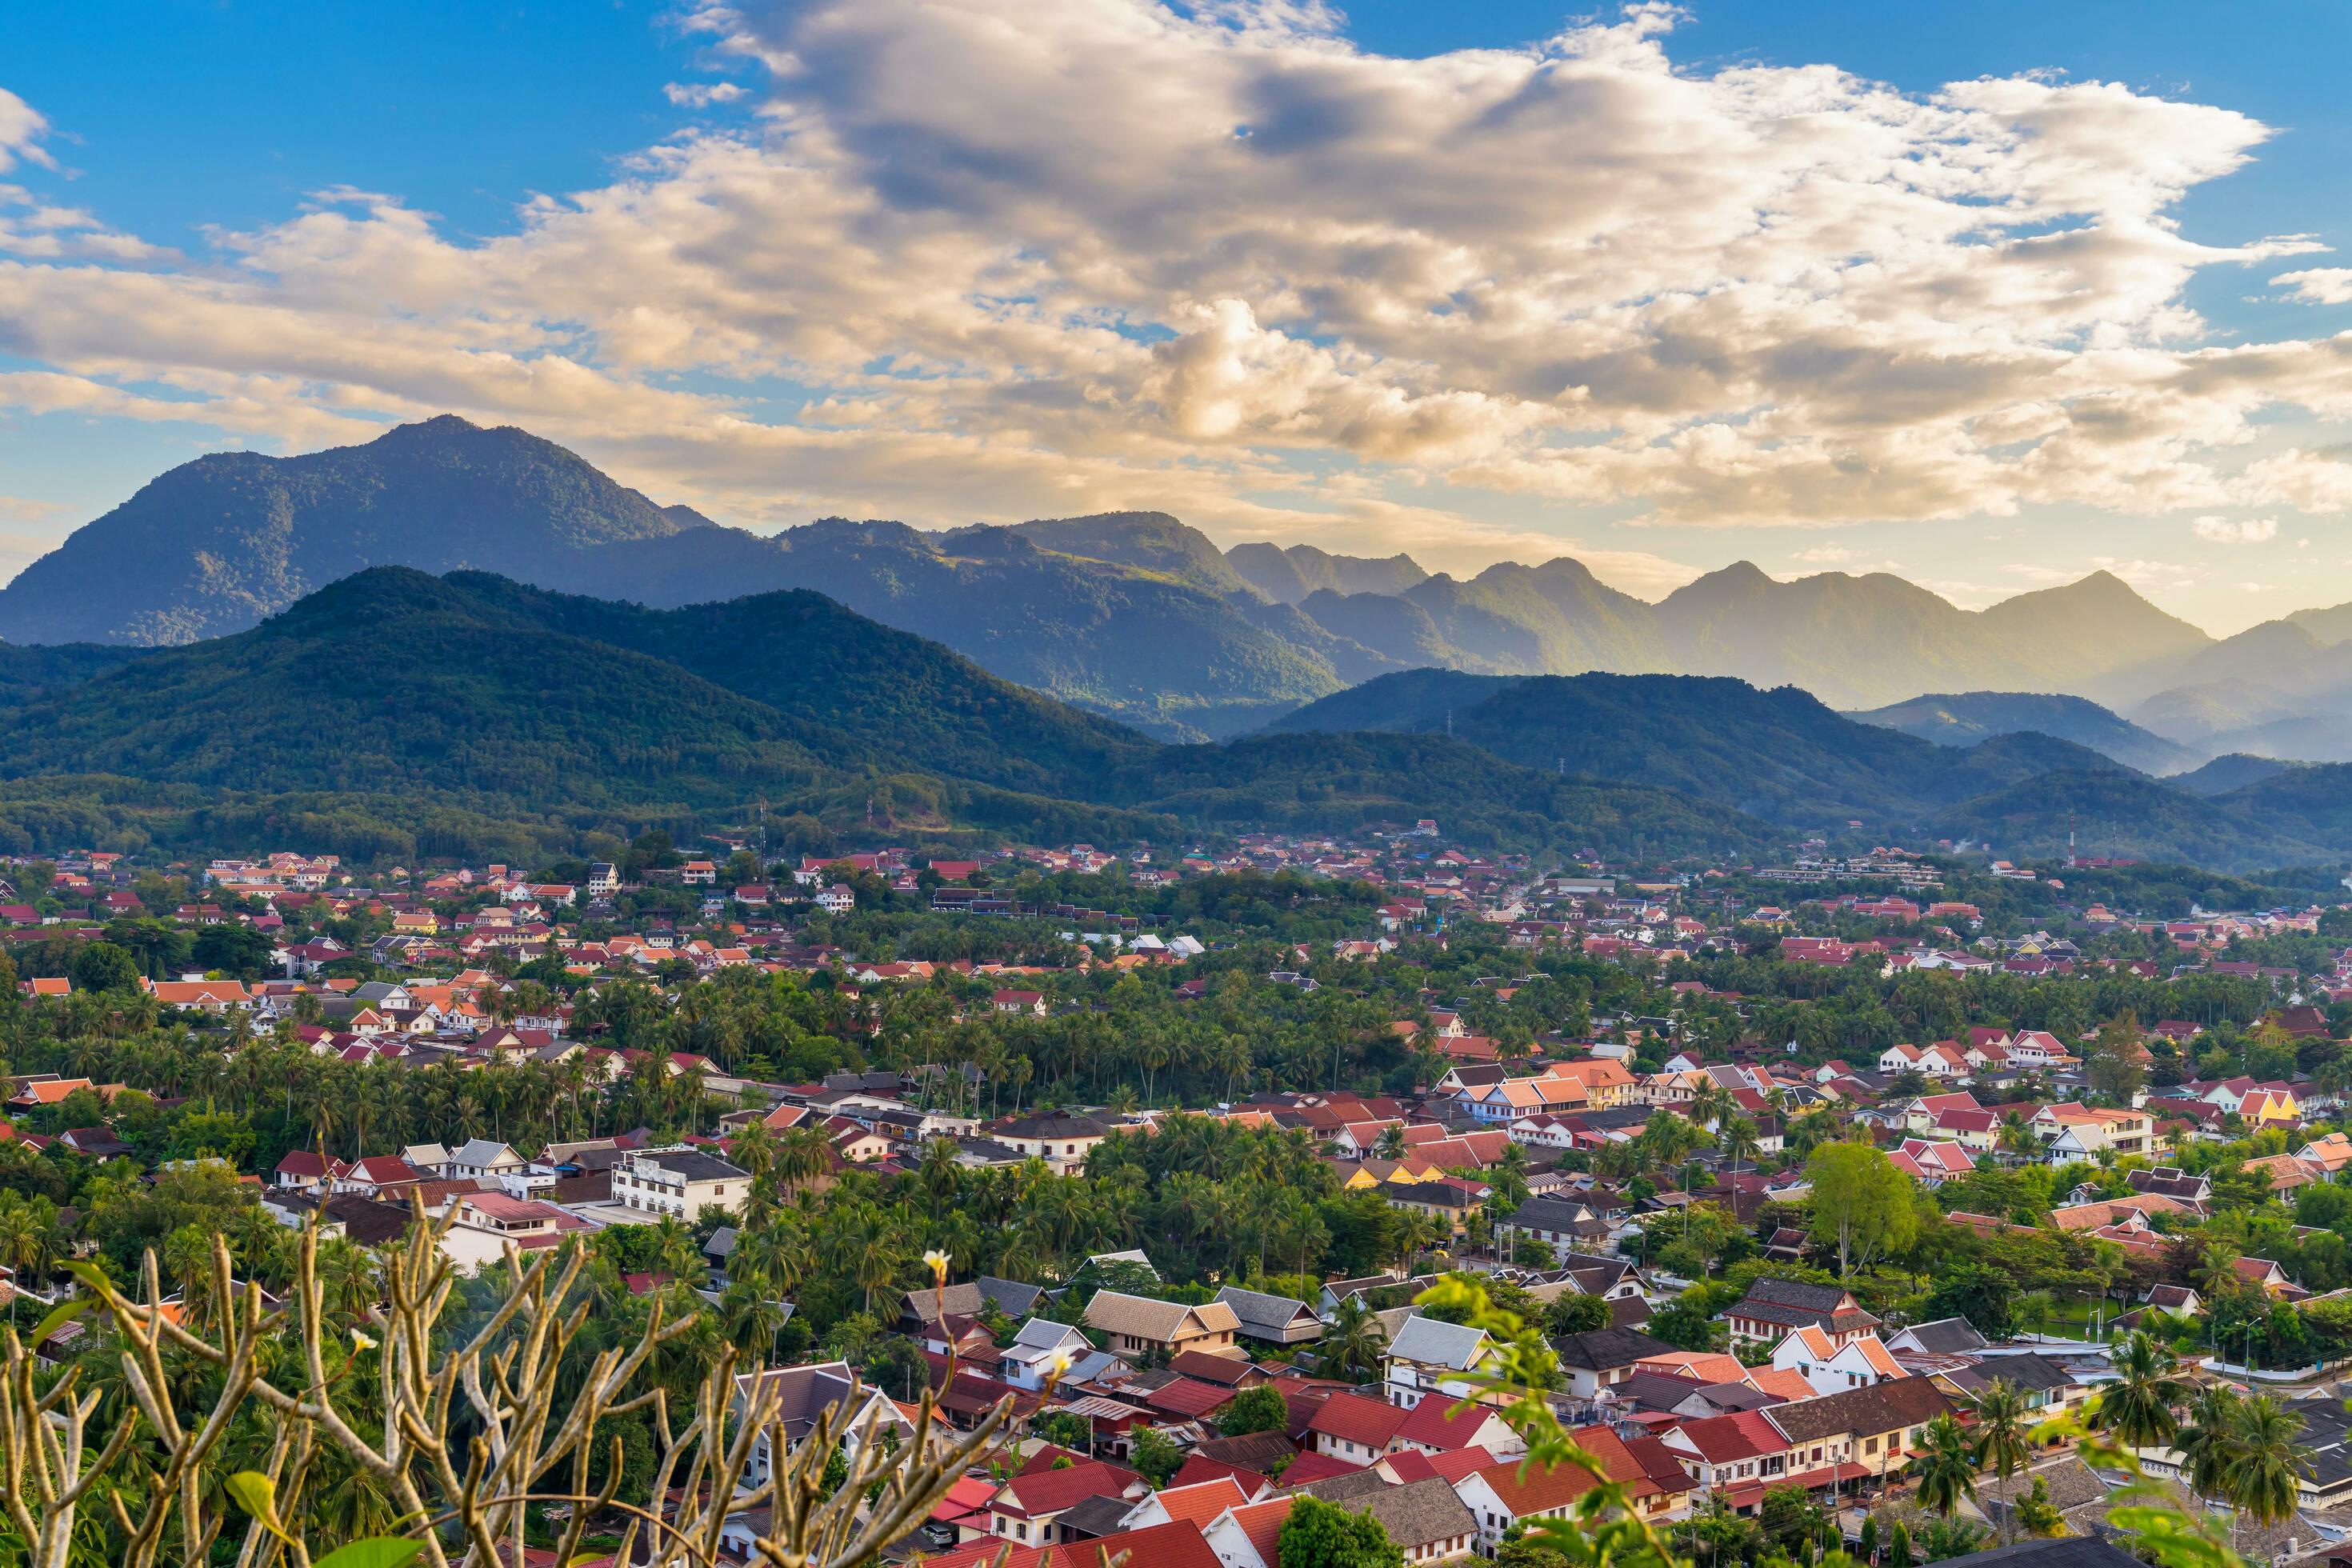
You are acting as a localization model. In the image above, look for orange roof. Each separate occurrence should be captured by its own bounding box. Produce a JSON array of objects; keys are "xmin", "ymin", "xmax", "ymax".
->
[
  {"xmin": 1151, "ymin": 1478, "xmax": 1249, "ymax": 1529},
  {"xmin": 1217, "ymin": 1498, "xmax": 1291, "ymax": 1566},
  {"xmin": 1742, "ymin": 1367, "xmax": 1817, "ymax": 1402}
]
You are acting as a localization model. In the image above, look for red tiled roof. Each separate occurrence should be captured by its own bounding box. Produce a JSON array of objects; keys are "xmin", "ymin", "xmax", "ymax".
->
[
  {"xmin": 993, "ymin": 1459, "xmax": 1134, "ymax": 1519},
  {"xmin": 1394, "ymin": 1393, "xmax": 1501, "ymax": 1451},
  {"xmin": 1306, "ymin": 1391, "xmax": 1410, "ymax": 1449}
]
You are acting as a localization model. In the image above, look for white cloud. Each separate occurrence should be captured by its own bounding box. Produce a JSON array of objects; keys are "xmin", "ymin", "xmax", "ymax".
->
[
  {"xmin": 1791, "ymin": 545, "xmax": 1856, "ymax": 563},
  {"xmin": 0, "ymin": 90, "xmax": 55, "ymax": 174},
  {"xmin": 0, "ymin": 2, "xmax": 2350, "ymax": 573},
  {"xmin": 662, "ymin": 81, "xmax": 748, "ymax": 107},
  {"xmin": 2273, "ymin": 267, "xmax": 2352, "ymax": 306},
  {"xmin": 2190, "ymin": 514, "xmax": 2278, "ymax": 544}
]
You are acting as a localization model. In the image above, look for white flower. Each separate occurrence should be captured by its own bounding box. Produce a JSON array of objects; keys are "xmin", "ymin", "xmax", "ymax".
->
[
  {"xmin": 351, "ymin": 1330, "xmax": 378, "ymax": 1353},
  {"xmin": 922, "ymin": 1249, "xmax": 951, "ymax": 1285},
  {"xmin": 1047, "ymin": 1348, "xmax": 1075, "ymax": 1376}
]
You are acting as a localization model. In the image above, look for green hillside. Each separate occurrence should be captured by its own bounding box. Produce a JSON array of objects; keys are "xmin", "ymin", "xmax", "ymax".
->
[
  {"xmin": 1850, "ymin": 690, "xmax": 2202, "ymax": 775},
  {"xmin": 445, "ymin": 574, "xmax": 1161, "ymax": 798}
]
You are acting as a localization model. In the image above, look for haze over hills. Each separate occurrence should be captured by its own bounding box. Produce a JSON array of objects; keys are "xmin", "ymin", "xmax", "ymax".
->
[
  {"xmin": 1273, "ymin": 668, "xmax": 2352, "ymax": 871},
  {"xmin": 1849, "ymin": 692, "xmax": 2204, "ymax": 776},
  {"xmin": 10, "ymin": 414, "xmax": 2352, "ymax": 751}
]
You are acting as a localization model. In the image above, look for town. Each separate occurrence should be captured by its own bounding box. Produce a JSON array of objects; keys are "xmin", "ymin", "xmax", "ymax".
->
[{"xmin": 0, "ymin": 826, "xmax": 2343, "ymax": 1567}]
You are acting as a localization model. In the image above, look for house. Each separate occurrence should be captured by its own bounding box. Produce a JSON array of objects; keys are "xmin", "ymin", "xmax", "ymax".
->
[
  {"xmin": 1351, "ymin": 1475, "xmax": 1479, "ymax": 1564},
  {"xmin": 1082, "ymin": 1292, "xmax": 1239, "ymax": 1360},
  {"xmin": 1550, "ymin": 1327, "xmax": 1678, "ymax": 1401},
  {"xmin": 1722, "ymin": 1278, "xmax": 1882, "ymax": 1348},
  {"xmin": 1930, "ymin": 1354, "xmax": 2086, "ymax": 1427},
  {"xmin": 1757, "ymin": 1375, "xmax": 1952, "ymax": 1494},
  {"xmin": 982, "ymin": 1460, "xmax": 1149, "ymax": 1550},
  {"xmin": 990, "ymin": 1110, "xmax": 1111, "ymax": 1174},
  {"xmin": 610, "ymin": 1147, "xmax": 749, "ymax": 1220},
  {"xmin": 1306, "ymin": 1390, "xmax": 1411, "ymax": 1463},
  {"xmin": 993, "ymin": 989, "xmax": 1048, "ymax": 1018},
  {"xmin": 2031, "ymin": 1104, "xmax": 2153, "ymax": 1163},
  {"xmin": 1883, "ymin": 1318, "xmax": 1990, "ymax": 1358},
  {"xmin": 1770, "ymin": 1326, "xmax": 1906, "ymax": 1394},
  {"xmin": 1382, "ymin": 1316, "xmax": 1505, "ymax": 1408},
  {"xmin": 1213, "ymin": 1286, "xmax": 1322, "ymax": 1345},
  {"xmin": 1393, "ymin": 1388, "xmax": 1522, "ymax": 1458},
  {"xmin": 443, "ymin": 1138, "xmax": 526, "ymax": 1182},
  {"xmin": 731, "ymin": 1362, "xmax": 911, "ymax": 1483},
  {"xmin": 1000, "ymin": 1319, "xmax": 1098, "ymax": 1392},
  {"xmin": 1455, "ymin": 1430, "xmax": 1690, "ymax": 1551}
]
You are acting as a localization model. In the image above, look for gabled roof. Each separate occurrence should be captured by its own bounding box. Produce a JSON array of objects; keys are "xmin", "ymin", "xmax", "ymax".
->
[
  {"xmin": 1306, "ymin": 1391, "xmax": 1410, "ymax": 1449},
  {"xmin": 1550, "ymin": 1327, "xmax": 1676, "ymax": 1371},
  {"xmin": 1353, "ymin": 1476, "xmax": 1478, "ymax": 1550},
  {"xmin": 1385, "ymin": 1315, "xmax": 1491, "ymax": 1370},
  {"xmin": 1766, "ymin": 1374, "xmax": 1950, "ymax": 1444},
  {"xmin": 1393, "ymin": 1391, "xmax": 1501, "ymax": 1451}
]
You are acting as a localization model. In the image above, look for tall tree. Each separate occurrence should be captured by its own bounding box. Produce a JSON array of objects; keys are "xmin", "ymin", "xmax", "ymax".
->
[{"xmin": 1804, "ymin": 1140, "xmax": 1917, "ymax": 1278}]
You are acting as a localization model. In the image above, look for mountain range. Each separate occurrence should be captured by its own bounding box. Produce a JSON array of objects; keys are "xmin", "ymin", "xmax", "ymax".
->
[
  {"xmin": 14, "ymin": 416, "xmax": 2351, "ymax": 748},
  {"xmin": 0, "ymin": 559, "xmax": 2338, "ymax": 871},
  {"xmin": 0, "ymin": 414, "xmax": 2346, "ymax": 871},
  {"xmin": 1270, "ymin": 670, "xmax": 2352, "ymax": 872}
]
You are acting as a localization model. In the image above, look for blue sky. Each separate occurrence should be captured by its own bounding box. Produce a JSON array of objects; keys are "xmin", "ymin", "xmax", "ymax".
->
[{"xmin": 6, "ymin": 0, "xmax": 2352, "ymax": 630}]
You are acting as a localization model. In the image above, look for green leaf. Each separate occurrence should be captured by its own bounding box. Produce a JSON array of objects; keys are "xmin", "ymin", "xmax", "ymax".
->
[
  {"xmin": 22, "ymin": 1293, "xmax": 87, "ymax": 1348},
  {"xmin": 224, "ymin": 1471, "xmax": 293, "ymax": 1546},
  {"xmin": 314, "ymin": 1542, "xmax": 425, "ymax": 1568}
]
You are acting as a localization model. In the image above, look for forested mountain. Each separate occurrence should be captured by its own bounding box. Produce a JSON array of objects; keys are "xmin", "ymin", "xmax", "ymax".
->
[
  {"xmin": 1273, "ymin": 670, "xmax": 2124, "ymax": 829},
  {"xmin": 1849, "ymin": 691, "xmax": 2202, "ymax": 775},
  {"xmin": 0, "ymin": 570, "xmax": 1787, "ymax": 864},
  {"xmin": 443, "ymin": 574, "xmax": 1160, "ymax": 800},
  {"xmin": 1272, "ymin": 666, "xmax": 2352, "ymax": 869}
]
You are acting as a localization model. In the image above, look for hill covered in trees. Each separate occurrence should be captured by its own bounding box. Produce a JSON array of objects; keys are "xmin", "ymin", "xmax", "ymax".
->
[{"xmin": 0, "ymin": 570, "xmax": 1784, "ymax": 863}]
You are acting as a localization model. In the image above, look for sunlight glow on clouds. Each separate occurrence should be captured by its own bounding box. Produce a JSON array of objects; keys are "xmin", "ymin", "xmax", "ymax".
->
[{"xmin": 2, "ymin": 2, "xmax": 2350, "ymax": 590}]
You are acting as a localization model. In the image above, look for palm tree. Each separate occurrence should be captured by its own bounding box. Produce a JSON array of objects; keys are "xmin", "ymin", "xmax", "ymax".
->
[
  {"xmin": 1718, "ymin": 1113, "xmax": 1761, "ymax": 1184},
  {"xmin": 2095, "ymin": 1331, "xmax": 2186, "ymax": 1451},
  {"xmin": 1971, "ymin": 1379, "xmax": 2035, "ymax": 1542},
  {"xmin": 1909, "ymin": 1412, "xmax": 1979, "ymax": 1522},
  {"xmin": 2175, "ymin": 1384, "xmax": 2246, "ymax": 1512},
  {"xmin": 2226, "ymin": 1394, "xmax": 2312, "ymax": 1537},
  {"xmin": 1320, "ymin": 1296, "xmax": 1385, "ymax": 1384}
]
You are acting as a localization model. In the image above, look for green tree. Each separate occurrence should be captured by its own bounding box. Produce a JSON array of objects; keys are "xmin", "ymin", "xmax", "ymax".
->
[
  {"xmin": 2226, "ymin": 1394, "xmax": 2312, "ymax": 1534},
  {"xmin": 1219, "ymin": 1385, "xmax": 1290, "ymax": 1438},
  {"xmin": 1923, "ymin": 1264, "xmax": 2018, "ymax": 1341},
  {"xmin": 2094, "ymin": 1331, "xmax": 2186, "ymax": 1450},
  {"xmin": 1805, "ymin": 1140, "xmax": 1918, "ymax": 1278},
  {"xmin": 1319, "ymin": 1296, "xmax": 1386, "ymax": 1384},
  {"xmin": 1908, "ymin": 1412, "xmax": 1979, "ymax": 1521},
  {"xmin": 1970, "ymin": 1379, "xmax": 2034, "ymax": 1542},
  {"xmin": 68, "ymin": 941, "xmax": 140, "ymax": 996},
  {"xmin": 1278, "ymin": 1494, "xmax": 1405, "ymax": 1568},
  {"xmin": 1131, "ymin": 1426, "xmax": 1184, "ymax": 1489}
]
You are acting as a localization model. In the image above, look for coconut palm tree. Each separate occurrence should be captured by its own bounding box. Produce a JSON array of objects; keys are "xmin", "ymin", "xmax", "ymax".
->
[
  {"xmin": 1320, "ymin": 1296, "xmax": 1385, "ymax": 1385},
  {"xmin": 2226, "ymin": 1394, "xmax": 2313, "ymax": 1538},
  {"xmin": 1909, "ymin": 1412, "xmax": 1980, "ymax": 1522},
  {"xmin": 2095, "ymin": 1331, "xmax": 2187, "ymax": 1451},
  {"xmin": 1971, "ymin": 1379, "xmax": 2035, "ymax": 1542},
  {"xmin": 1718, "ymin": 1114, "xmax": 1761, "ymax": 1184},
  {"xmin": 2174, "ymin": 1384, "xmax": 2246, "ymax": 1512}
]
